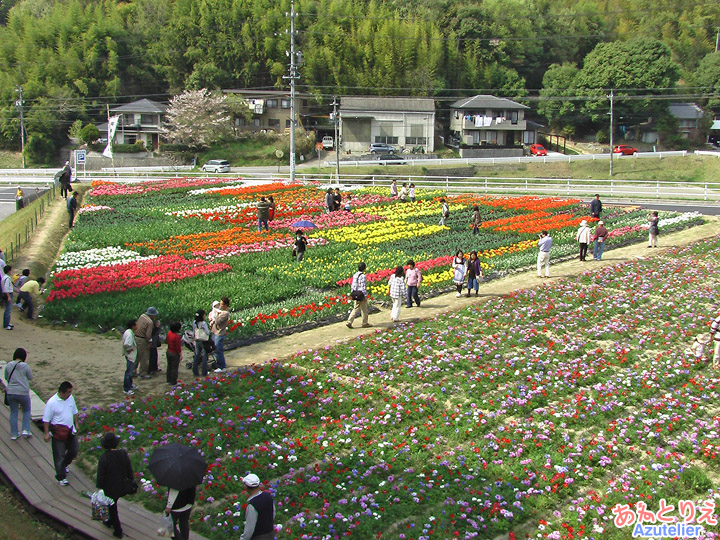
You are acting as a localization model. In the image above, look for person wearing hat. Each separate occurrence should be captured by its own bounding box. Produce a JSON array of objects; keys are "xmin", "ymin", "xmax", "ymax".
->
[
  {"xmin": 592, "ymin": 220, "xmax": 609, "ymax": 261},
  {"xmin": 134, "ymin": 307, "xmax": 158, "ymax": 379},
  {"xmin": 96, "ymin": 432, "xmax": 134, "ymax": 538},
  {"xmin": 240, "ymin": 473, "xmax": 275, "ymax": 540},
  {"xmin": 575, "ymin": 220, "xmax": 592, "ymax": 262}
]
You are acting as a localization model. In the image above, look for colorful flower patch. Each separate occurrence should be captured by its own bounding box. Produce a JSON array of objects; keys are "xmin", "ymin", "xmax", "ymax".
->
[
  {"xmin": 54, "ymin": 247, "xmax": 157, "ymax": 272},
  {"xmin": 313, "ymin": 219, "xmax": 446, "ymax": 246},
  {"xmin": 126, "ymin": 227, "xmax": 285, "ymax": 255},
  {"xmin": 47, "ymin": 255, "xmax": 231, "ymax": 301},
  {"xmin": 89, "ymin": 178, "xmax": 232, "ymax": 197}
]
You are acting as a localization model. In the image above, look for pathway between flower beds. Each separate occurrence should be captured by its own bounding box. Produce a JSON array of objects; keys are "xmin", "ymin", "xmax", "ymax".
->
[{"xmin": 224, "ymin": 219, "xmax": 720, "ymax": 367}]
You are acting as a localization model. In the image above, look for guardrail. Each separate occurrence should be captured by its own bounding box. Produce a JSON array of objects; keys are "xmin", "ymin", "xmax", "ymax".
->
[{"xmin": 324, "ymin": 150, "xmax": 690, "ymax": 167}]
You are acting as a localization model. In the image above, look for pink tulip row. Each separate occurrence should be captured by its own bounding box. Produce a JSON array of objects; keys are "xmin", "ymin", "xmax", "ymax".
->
[
  {"xmin": 268, "ymin": 211, "xmax": 384, "ymax": 231},
  {"xmin": 89, "ymin": 178, "xmax": 233, "ymax": 197},
  {"xmin": 46, "ymin": 255, "xmax": 231, "ymax": 301},
  {"xmin": 193, "ymin": 236, "xmax": 328, "ymax": 259}
]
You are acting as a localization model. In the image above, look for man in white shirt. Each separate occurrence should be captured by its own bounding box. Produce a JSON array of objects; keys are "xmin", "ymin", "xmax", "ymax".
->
[{"xmin": 42, "ymin": 381, "xmax": 79, "ymax": 486}]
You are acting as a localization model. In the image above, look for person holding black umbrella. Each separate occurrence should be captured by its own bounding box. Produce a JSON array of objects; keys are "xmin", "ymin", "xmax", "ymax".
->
[
  {"xmin": 240, "ymin": 473, "xmax": 276, "ymax": 540},
  {"xmin": 149, "ymin": 442, "xmax": 206, "ymax": 540}
]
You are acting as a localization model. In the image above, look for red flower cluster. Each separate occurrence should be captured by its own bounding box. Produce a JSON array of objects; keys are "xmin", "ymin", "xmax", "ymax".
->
[
  {"xmin": 228, "ymin": 295, "xmax": 352, "ymax": 332},
  {"xmin": 47, "ymin": 255, "xmax": 231, "ymax": 301}
]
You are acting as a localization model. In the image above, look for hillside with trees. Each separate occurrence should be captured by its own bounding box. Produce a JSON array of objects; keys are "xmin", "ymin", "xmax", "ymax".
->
[{"xmin": 0, "ymin": 0, "xmax": 717, "ymax": 163}]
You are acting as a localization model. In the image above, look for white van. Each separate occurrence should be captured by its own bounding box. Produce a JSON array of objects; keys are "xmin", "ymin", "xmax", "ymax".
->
[{"xmin": 322, "ymin": 136, "xmax": 334, "ymax": 150}]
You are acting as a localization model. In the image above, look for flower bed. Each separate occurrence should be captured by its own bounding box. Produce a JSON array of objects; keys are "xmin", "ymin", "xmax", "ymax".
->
[
  {"xmin": 77, "ymin": 234, "xmax": 720, "ymax": 540},
  {"xmin": 44, "ymin": 179, "xmax": 705, "ymax": 337}
]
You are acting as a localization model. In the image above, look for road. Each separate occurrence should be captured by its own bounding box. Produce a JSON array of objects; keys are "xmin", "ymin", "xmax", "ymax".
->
[{"xmin": 0, "ymin": 184, "xmax": 53, "ymax": 221}]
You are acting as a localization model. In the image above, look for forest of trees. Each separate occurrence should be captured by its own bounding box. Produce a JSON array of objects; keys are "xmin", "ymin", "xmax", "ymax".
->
[{"xmin": 0, "ymin": 0, "xmax": 718, "ymax": 163}]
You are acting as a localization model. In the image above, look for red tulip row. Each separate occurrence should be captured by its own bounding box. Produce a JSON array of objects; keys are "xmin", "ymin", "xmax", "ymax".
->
[{"xmin": 47, "ymin": 255, "xmax": 232, "ymax": 301}]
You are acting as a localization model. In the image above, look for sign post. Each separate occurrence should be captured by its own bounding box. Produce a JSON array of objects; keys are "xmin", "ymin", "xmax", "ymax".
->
[{"xmin": 74, "ymin": 149, "xmax": 87, "ymax": 178}]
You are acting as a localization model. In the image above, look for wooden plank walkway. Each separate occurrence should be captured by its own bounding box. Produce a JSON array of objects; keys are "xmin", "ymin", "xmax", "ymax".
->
[{"xmin": 0, "ymin": 403, "xmax": 208, "ymax": 540}]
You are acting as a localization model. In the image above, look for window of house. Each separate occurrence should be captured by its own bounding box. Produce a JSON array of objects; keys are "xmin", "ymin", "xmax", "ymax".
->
[
  {"xmin": 286, "ymin": 119, "xmax": 292, "ymax": 128},
  {"xmin": 510, "ymin": 111, "xmax": 518, "ymax": 125},
  {"xmin": 140, "ymin": 114, "xmax": 157, "ymax": 125},
  {"xmin": 485, "ymin": 130, "xmax": 497, "ymax": 144},
  {"xmin": 125, "ymin": 135, "xmax": 137, "ymax": 144},
  {"xmin": 376, "ymin": 123, "xmax": 399, "ymax": 144},
  {"xmin": 406, "ymin": 124, "xmax": 426, "ymax": 145},
  {"xmin": 253, "ymin": 118, "xmax": 261, "ymax": 127},
  {"xmin": 454, "ymin": 110, "xmax": 460, "ymax": 119},
  {"xmin": 266, "ymin": 99, "xmax": 278, "ymax": 108},
  {"xmin": 281, "ymin": 99, "xmax": 291, "ymax": 109},
  {"xmin": 268, "ymin": 118, "xmax": 280, "ymax": 127},
  {"xmin": 123, "ymin": 114, "xmax": 135, "ymax": 125}
]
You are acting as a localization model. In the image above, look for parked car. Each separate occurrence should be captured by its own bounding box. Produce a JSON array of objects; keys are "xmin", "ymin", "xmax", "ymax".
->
[
  {"xmin": 369, "ymin": 143, "xmax": 395, "ymax": 154},
  {"xmin": 529, "ymin": 144, "xmax": 547, "ymax": 156},
  {"xmin": 202, "ymin": 159, "xmax": 231, "ymax": 173},
  {"xmin": 322, "ymin": 136, "xmax": 334, "ymax": 150},
  {"xmin": 613, "ymin": 145, "xmax": 638, "ymax": 156},
  {"xmin": 376, "ymin": 154, "xmax": 406, "ymax": 164}
]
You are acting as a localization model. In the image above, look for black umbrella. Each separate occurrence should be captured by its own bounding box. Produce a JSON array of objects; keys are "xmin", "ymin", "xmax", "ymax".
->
[{"xmin": 148, "ymin": 443, "xmax": 207, "ymax": 491}]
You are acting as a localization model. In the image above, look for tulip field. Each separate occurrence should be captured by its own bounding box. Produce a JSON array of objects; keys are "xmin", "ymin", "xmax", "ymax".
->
[
  {"xmin": 77, "ymin": 233, "xmax": 720, "ymax": 540},
  {"xmin": 44, "ymin": 177, "xmax": 703, "ymax": 340}
]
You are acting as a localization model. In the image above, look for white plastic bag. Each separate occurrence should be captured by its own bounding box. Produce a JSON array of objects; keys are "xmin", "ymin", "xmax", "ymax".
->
[{"xmin": 157, "ymin": 512, "xmax": 174, "ymax": 537}]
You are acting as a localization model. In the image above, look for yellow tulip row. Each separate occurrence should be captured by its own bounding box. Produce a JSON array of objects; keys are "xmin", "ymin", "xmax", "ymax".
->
[
  {"xmin": 311, "ymin": 219, "xmax": 446, "ymax": 246},
  {"xmin": 365, "ymin": 201, "xmax": 466, "ymax": 219}
]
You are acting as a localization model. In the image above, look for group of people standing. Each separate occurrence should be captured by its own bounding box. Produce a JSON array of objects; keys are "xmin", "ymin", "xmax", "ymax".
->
[{"xmin": 120, "ymin": 300, "xmax": 230, "ymax": 395}]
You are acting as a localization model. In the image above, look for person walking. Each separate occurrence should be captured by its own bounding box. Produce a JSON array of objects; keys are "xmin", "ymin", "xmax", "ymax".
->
[
  {"xmin": 121, "ymin": 320, "xmax": 138, "ymax": 395},
  {"xmin": 239, "ymin": 473, "xmax": 276, "ymax": 540},
  {"xmin": 405, "ymin": 259, "xmax": 422, "ymax": 308},
  {"xmin": 439, "ymin": 198, "xmax": 450, "ymax": 226},
  {"xmin": 5, "ymin": 348, "xmax": 33, "ymax": 440},
  {"xmin": 15, "ymin": 186, "xmax": 24, "ymax": 211},
  {"xmin": 390, "ymin": 179, "xmax": 398, "ymax": 198},
  {"xmin": 96, "ymin": 432, "xmax": 134, "ymax": 539},
  {"xmin": 333, "ymin": 188, "xmax": 342, "ymax": 211},
  {"xmin": 537, "ymin": 230, "xmax": 553, "ymax": 278},
  {"xmin": 165, "ymin": 485, "xmax": 196, "ymax": 540},
  {"xmin": 398, "ymin": 183, "xmax": 409, "ymax": 202},
  {"xmin": 148, "ymin": 319, "xmax": 163, "ymax": 375},
  {"xmin": 712, "ymin": 312, "xmax": 720, "ymax": 369},
  {"xmin": 42, "ymin": 381, "xmax": 78, "ymax": 486},
  {"xmin": 192, "ymin": 309, "xmax": 211, "ymax": 377},
  {"xmin": 592, "ymin": 220, "xmax": 608, "ymax": 260},
  {"xmin": 2, "ymin": 264, "xmax": 13, "ymax": 330},
  {"xmin": 211, "ymin": 297, "xmax": 229, "ymax": 373},
  {"xmin": 409, "ymin": 183, "xmax": 416, "ymax": 202},
  {"xmin": 134, "ymin": 307, "xmax": 157, "ymax": 379},
  {"xmin": 452, "ymin": 251, "xmax": 466, "ymax": 298},
  {"xmin": 67, "ymin": 191, "xmax": 78, "ymax": 228},
  {"xmin": 576, "ymin": 220, "xmax": 592, "ymax": 262},
  {"xmin": 165, "ymin": 322, "xmax": 183, "ymax": 385},
  {"xmin": 294, "ymin": 230, "xmax": 308, "ymax": 262},
  {"xmin": 466, "ymin": 251, "xmax": 482, "ymax": 297},
  {"xmin": 648, "ymin": 211, "xmax": 659, "ymax": 248},
  {"xmin": 346, "ymin": 262, "xmax": 370, "ymax": 329},
  {"xmin": 256, "ymin": 197, "xmax": 270, "ymax": 231},
  {"xmin": 470, "ymin": 205, "xmax": 481, "ymax": 235},
  {"xmin": 59, "ymin": 161, "xmax": 72, "ymax": 199},
  {"xmin": 388, "ymin": 266, "xmax": 406, "ymax": 323},
  {"xmin": 590, "ymin": 194, "xmax": 602, "ymax": 218}
]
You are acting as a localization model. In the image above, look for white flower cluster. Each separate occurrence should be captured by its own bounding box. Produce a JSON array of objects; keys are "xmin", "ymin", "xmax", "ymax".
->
[
  {"xmin": 78, "ymin": 204, "xmax": 114, "ymax": 214},
  {"xmin": 657, "ymin": 211, "xmax": 701, "ymax": 227},
  {"xmin": 187, "ymin": 182, "xmax": 246, "ymax": 195},
  {"xmin": 164, "ymin": 202, "xmax": 252, "ymax": 218},
  {"xmin": 54, "ymin": 247, "xmax": 157, "ymax": 272}
]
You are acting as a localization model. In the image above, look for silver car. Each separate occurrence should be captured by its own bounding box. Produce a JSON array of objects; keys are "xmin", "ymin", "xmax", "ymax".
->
[{"xmin": 202, "ymin": 159, "xmax": 230, "ymax": 173}]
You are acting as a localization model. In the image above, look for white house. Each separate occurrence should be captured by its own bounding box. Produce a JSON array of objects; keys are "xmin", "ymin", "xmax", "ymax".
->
[{"xmin": 340, "ymin": 97, "xmax": 435, "ymax": 154}]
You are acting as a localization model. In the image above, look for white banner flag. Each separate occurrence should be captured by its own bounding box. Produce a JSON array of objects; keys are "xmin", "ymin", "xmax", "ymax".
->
[{"xmin": 103, "ymin": 115, "xmax": 120, "ymax": 158}]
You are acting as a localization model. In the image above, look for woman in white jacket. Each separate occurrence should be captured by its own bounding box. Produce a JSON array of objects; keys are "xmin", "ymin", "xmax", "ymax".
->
[
  {"xmin": 576, "ymin": 220, "xmax": 592, "ymax": 261},
  {"xmin": 388, "ymin": 266, "xmax": 406, "ymax": 322}
]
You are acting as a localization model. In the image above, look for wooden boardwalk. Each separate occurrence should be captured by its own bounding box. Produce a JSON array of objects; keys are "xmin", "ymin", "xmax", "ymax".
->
[{"xmin": 0, "ymin": 403, "xmax": 208, "ymax": 540}]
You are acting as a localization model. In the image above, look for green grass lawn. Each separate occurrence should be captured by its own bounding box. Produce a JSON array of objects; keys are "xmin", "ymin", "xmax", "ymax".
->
[{"xmin": 0, "ymin": 150, "xmax": 22, "ymax": 168}]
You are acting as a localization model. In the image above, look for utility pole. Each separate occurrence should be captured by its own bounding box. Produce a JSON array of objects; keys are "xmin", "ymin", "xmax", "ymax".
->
[
  {"xmin": 283, "ymin": 0, "xmax": 300, "ymax": 183},
  {"xmin": 332, "ymin": 95, "xmax": 340, "ymax": 183},
  {"xmin": 608, "ymin": 89, "xmax": 614, "ymax": 177},
  {"xmin": 15, "ymin": 86, "xmax": 25, "ymax": 168}
]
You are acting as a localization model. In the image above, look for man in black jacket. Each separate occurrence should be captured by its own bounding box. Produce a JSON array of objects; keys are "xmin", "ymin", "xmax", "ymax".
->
[
  {"xmin": 590, "ymin": 194, "xmax": 602, "ymax": 218},
  {"xmin": 240, "ymin": 473, "xmax": 275, "ymax": 540},
  {"xmin": 96, "ymin": 432, "xmax": 134, "ymax": 539}
]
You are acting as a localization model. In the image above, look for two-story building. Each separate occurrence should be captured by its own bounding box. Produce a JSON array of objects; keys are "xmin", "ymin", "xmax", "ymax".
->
[
  {"xmin": 102, "ymin": 98, "xmax": 167, "ymax": 150},
  {"xmin": 631, "ymin": 102, "xmax": 706, "ymax": 144},
  {"xmin": 449, "ymin": 95, "xmax": 531, "ymax": 157},
  {"xmin": 340, "ymin": 96, "xmax": 435, "ymax": 154},
  {"xmin": 223, "ymin": 89, "xmax": 315, "ymax": 134}
]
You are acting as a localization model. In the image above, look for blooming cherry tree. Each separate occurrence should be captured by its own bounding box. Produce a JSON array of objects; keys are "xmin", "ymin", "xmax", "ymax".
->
[{"xmin": 162, "ymin": 88, "xmax": 232, "ymax": 147}]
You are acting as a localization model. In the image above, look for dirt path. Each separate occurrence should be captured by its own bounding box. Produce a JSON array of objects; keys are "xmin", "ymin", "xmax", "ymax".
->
[{"xmin": 2, "ymin": 215, "xmax": 718, "ymax": 408}]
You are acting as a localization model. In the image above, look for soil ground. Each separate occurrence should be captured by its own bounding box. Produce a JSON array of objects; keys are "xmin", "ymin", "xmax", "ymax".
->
[{"xmin": 2, "ymin": 194, "xmax": 717, "ymax": 408}]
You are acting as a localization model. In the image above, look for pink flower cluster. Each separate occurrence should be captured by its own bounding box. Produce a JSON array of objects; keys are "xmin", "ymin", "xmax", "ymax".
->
[
  {"xmin": 268, "ymin": 211, "xmax": 384, "ymax": 231},
  {"xmin": 89, "ymin": 178, "xmax": 233, "ymax": 197},
  {"xmin": 193, "ymin": 236, "xmax": 328, "ymax": 259}
]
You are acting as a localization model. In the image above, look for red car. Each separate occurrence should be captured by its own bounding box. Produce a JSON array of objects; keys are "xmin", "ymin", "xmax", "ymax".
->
[
  {"xmin": 529, "ymin": 144, "xmax": 547, "ymax": 156},
  {"xmin": 613, "ymin": 144, "xmax": 638, "ymax": 156}
]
